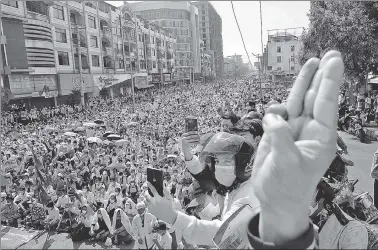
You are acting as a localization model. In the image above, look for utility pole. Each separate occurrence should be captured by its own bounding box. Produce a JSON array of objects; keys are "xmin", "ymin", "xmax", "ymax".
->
[
  {"xmin": 258, "ymin": 54, "xmax": 262, "ymax": 100},
  {"xmin": 234, "ymin": 53, "xmax": 237, "ymax": 82},
  {"xmin": 77, "ymin": 27, "xmax": 85, "ymax": 107}
]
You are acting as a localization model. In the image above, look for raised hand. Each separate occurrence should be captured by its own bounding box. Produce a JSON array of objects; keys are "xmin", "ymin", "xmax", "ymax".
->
[{"xmin": 251, "ymin": 51, "xmax": 344, "ymax": 244}]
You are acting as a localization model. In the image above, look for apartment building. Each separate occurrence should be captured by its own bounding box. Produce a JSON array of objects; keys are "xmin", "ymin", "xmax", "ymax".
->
[
  {"xmin": 128, "ymin": 1, "xmax": 201, "ymax": 82},
  {"xmin": 193, "ymin": 1, "xmax": 223, "ymax": 78},
  {"xmin": 265, "ymin": 28, "xmax": 304, "ymax": 81},
  {"xmin": 1, "ymin": 1, "xmax": 176, "ymax": 108}
]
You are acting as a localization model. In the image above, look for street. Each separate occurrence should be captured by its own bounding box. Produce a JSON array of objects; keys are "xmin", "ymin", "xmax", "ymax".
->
[{"xmin": 339, "ymin": 131, "xmax": 378, "ymax": 194}]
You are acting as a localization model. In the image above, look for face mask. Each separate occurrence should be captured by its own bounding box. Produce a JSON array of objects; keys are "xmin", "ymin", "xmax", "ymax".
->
[
  {"xmin": 215, "ymin": 165, "xmax": 236, "ymax": 187},
  {"xmin": 198, "ymin": 202, "xmax": 220, "ymax": 221}
]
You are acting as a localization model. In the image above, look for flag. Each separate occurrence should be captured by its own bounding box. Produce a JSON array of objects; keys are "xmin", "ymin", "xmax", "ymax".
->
[
  {"xmin": 37, "ymin": 184, "xmax": 51, "ymax": 206},
  {"xmin": 31, "ymin": 148, "xmax": 49, "ymax": 187}
]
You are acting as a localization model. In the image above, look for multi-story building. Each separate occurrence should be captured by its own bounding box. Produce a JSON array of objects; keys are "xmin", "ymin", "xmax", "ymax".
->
[
  {"xmin": 1, "ymin": 1, "xmax": 176, "ymax": 108},
  {"xmin": 223, "ymin": 55, "xmax": 243, "ymax": 77},
  {"xmin": 128, "ymin": 1, "xmax": 201, "ymax": 82},
  {"xmin": 193, "ymin": 1, "xmax": 223, "ymax": 78},
  {"xmin": 265, "ymin": 28, "xmax": 304, "ymax": 81},
  {"xmin": 199, "ymin": 39, "xmax": 212, "ymax": 81}
]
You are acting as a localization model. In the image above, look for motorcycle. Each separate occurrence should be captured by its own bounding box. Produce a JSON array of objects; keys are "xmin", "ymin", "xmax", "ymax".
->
[
  {"xmin": 324, "ymin": 149, "xmax": 354, "ymax": 183},
  {"xmin": 327, "ymin": 179, "xmax": 378, "ymax": 224}
]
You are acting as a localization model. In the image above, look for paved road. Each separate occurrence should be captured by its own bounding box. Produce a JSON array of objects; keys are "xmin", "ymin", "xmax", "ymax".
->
[{"xmin": 339, "ymin": 131, "xmax": 378, "ymax": 195}]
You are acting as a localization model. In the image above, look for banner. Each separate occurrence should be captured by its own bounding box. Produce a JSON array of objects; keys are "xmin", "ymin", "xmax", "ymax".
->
[{"xmin": 93, "ymin": 74, "xmax": 132, "ymax": 90}]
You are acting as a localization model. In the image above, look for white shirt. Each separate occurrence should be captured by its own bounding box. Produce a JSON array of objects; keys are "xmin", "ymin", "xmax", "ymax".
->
[
  {"xmin": 55, "ymin": 195, "xmax": 71, "ymax": 208},
  {"xmin": 154, "ymin": 232, "xmax": 172, "ymax": 250},
  {"xmin": 172, "ymin": 155, "xmax": 260, "ymax": 246}
]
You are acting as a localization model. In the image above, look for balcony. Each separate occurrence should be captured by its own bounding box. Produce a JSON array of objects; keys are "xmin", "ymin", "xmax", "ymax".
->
[
  {"xmin": 101, "ymin": 29, "xmax": 112, "ymax": 41},
  {"xmin": 68, "ymin": 1, "xmax": 83, "ymax": 10},
  {"xmin": 102, "ymin": 47, "xmax": 113, "ymax": 55},
  {"xmin": 27, "ymin": 11, "xmax": 49, "ymax": 22},
  {"xmin": 123, "ymin": 20, "xmax": 134, "ymax": 29}
]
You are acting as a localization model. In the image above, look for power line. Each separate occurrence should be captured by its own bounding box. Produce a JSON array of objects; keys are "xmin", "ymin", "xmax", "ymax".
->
[{"xmin": 230, "ymin": 1, "xmax": 253, "ymax": 69}]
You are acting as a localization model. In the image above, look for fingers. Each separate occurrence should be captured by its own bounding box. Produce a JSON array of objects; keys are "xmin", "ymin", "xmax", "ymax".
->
[
  {"xmin": 163, "ymin": 188, "xmax": 172, "ymax": 200},
  {"xmin": 286, "ymin": 58, "xmax": 320, "ymax": 119},
  {"xmin": 314, "ymin": 56, "xmax": 344, "ymax": 130},
  {"xmin": 251, "ymin": 133, "xmax": 271, "ymax": 180},
  {"xmin": 147, "ymin": 182, "xmax": 160, "ymax": 198},
  {"xmin": 304, "ymin": 51, "xmax": 342, "ymax": 116},
  {"xmin": 266, "ymin": 104, "xmax": 288, "ymax": 120}
]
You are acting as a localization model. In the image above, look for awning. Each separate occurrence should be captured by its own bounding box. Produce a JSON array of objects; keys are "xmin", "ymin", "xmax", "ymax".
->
[{"xmin": 135, "ymin": 84, "xmax": 154, "ymax": 89}]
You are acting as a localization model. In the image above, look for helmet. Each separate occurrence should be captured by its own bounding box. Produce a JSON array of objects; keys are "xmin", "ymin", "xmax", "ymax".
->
[{"xmin": 199, "ymin": 132, "xmax": 254, "ymax": 182}]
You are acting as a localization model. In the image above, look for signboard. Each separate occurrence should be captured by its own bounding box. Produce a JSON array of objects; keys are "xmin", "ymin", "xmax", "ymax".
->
[
  {"xmin": 151, "ymin": 74, "xmax": 161, "ymax": 83},
  {"xmin": 163, "ymin": 73, "xmax": 171, "ymax": 82},
  {"xmin": 39, "ymin": 85, "xmax": 58, "ymax": 98},
  {"xmin": 93, "ymin": 74, "xmax": 132, "ymax": 90},
  {"xmin": 147, "ymin": 75, "xmax": 152, "ymax": 82}
]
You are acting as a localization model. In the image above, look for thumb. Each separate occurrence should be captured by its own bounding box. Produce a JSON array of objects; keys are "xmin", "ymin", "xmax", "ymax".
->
[{"xmin": 263, "ymin": 114, "xmax": 299, "ymax": 162}]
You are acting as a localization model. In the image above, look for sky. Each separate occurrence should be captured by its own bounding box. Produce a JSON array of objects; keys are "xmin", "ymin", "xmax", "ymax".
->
[{"xmin": 107, "ymin": 1, "xmax": 311, "ymax": 63}]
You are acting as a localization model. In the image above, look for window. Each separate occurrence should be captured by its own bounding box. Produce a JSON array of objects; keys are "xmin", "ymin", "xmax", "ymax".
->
[
  {"xmin": 58, "ymin": 51, "xmax": 69, "ymax": 65},
  {"xmin": 92, "ymin": 55, "xmax": 100, "ymax": 67},
  {"xmin": 55, "ymin": 28, "xmax": 67, "ymax": 43},
  {"xmin": 90, "ymin": 36, "xmax": 98, "ymax": 47},
  {"xmin": 152, "ymin": 49, "xmax": 156, "ymax": 56},
  {"xmin": 291, "ymin": 45, "xmax": 295, "ymax": 52},
  {"xmin": 267, "ymin": 66, "xmax": 272, "ymax": 70},
  {"xmin": 151, "ymin": 36, "xmax": 155, "ymax": 44},
  {"xmin": 118, "ymin": 60, "xmax": 124, "ymax": 69},
  {"xmin": 153, "ymin": 61, "xmax": 156, "ymax": 68},
  {"xmin": 138, "ymin": 34, "xmax": 143, "ymax": 42},
  {"xmin": 26, "ymin": 1, "xmax": 49, "ymax": 15},
  {"xmin": 202, "ymin": 22, "xmax": 205, "ymax": 27},
  {"xmin": 53, "ymin": 5, "xmax": 64, "ymax": 20},
  {"xmin": 88, "ymin": 16, "xmax": 96, "ymax": 29},
  {"xmin": 277, "ymin": 46, "xmax": 281, "ymax": 53},
  {"xmin": 85, "ymin": 2, "xmax": 94, "ymax": 8},
  {"xmin": 202, "ymin": 34, "xmax": 206, "ymax": 39},
  {"xmin": 290, "ymin": 55, "xmax": 295, "ymax": 62},
  {"xmin": 291, "ymin": 66, "xmax": 295, "ymax": 71},
  {"xmin": 277, "ymin": 56, "xmax": 281, "ymax": 63},
  {"xmin": 139, "ymin": 48, "xmax": 144, "ymax": 56},
  {"xmin": 2, "ymin": 1, "xmax": 18, "ymax": 8},
  {"xmin": 70, "ymin": 12, "xmax": 77, "ymax": 24},
  {"xmin": 202, "ymin": 28, "xmax": 206, "ymax": 33}
]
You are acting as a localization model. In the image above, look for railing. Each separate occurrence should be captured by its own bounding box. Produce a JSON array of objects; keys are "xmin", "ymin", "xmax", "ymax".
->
[
  {"xmin": 101, "ymin": 29, "xmax": 112, "ymax": 40},
  {"xmin": 27, "ymin": 11, "xmax": 49, "ymax": 22},
  {"xmin": 68, "ymin": 1, "xmax": 83, "ymax": 10},
  {"xmin": 102, "ymin": 47, "xmax": 113, "ymax": 55},
  {"xmin": 123, "ymin": 20, "xmax": 134, "ymax": 28}
]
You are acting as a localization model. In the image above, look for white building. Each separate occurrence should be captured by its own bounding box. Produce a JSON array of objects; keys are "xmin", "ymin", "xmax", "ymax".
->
[{"xmin": 266, "ymin": 28, "xmax": 304, "ymax": 80}]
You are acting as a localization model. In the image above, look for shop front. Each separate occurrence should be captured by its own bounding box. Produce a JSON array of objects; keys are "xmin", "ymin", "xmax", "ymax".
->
[
  {"xmin": 57, "ymin": 74, "xmax": 95, "ymax": 105},
  {"xmin": 93, "ymin": 74, "xmax": 133, "ymax": 98}
]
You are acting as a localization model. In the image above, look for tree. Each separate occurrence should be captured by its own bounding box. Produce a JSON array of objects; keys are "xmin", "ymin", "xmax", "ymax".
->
[
  {"xmin": 1, "ymin": 86, "xmax": 13, "ymax": 110},
  {"xmin": 99, "ymin": 88, "xmax": 110, "ymax": 99},
  {"xmin": 298, "ymin": 1, "xmax": 378, "ymax": 87},
  {"xmin": 67, "ymin": 89, "xmax": 81, "ymax": 106}
]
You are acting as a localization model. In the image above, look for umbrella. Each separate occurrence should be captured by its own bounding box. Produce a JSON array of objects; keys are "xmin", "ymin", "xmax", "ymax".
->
[
  {"xmin": 115, "ymin": 139, "xmax": 128, "ymax": 146},
  {"xmin": 64, "ymin": 132, "xmax": 77, "ymax": 137},
  {"xmin": 107, "ymin": 162, "xmax": 127, "ymax": 170},
  {"xmin": 83, "ymin": 122, "xmax": 98, "ymax": 128},
  {"xmin": 63, "ymin": 128, "xmax": 72, "ymax": 132},
  {"xmin": 167, "ymin": 154, "xmax": 178, "ymax": 158},
  {"xmin": 107, "ymin": 134, "xmax": 122, "ymax": 141},
  {"xmin": 45, "ymin": 126, "xmax": 58, "ymax": 132},
  {"xmin": 94, "ymin": 119, "xmax": 104, "ymax": 125},
  {"xmin": 126, "ymin": 122, "xmax": 139, "ymax": 127},
  {"xmin": 87, "ymin": 137, "xmax": 102, "ymax": 144},
  {"xmin": 73, "ymin": 126, "xmax": 85, "ymax": 132},
  {"xmin": 103, "ymin": 131, "xmax": 115, "ymax": 138}
]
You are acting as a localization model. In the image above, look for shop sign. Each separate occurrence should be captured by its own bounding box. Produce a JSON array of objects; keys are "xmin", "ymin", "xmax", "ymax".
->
[
  {"xmin": 93, "ymin": 74, "xmax": 131, "ymax": 90},
  {"xmin": 163, "ymin": 73, "xmax": 171, "ymax": 82}
]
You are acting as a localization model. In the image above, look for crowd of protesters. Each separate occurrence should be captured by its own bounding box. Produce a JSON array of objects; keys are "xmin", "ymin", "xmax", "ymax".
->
[{"xmin": 1, "ymin": 77, "xmax": 286, "ymax": 249}]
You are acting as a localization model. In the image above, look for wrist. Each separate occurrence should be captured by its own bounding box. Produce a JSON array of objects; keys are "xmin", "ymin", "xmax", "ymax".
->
[{"xmin": 259, "ymin": 204, "xmax": 309, "ymax": 245}]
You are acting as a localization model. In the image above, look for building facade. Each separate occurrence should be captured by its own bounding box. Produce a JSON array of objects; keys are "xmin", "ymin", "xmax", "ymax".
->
[
  {"xmin": 193, "ymin": 1, "xmax": 223, "ymax": 78},
  {"xmin": 265, "ymin": 28, "xmax": 304, "ymax": 80},
  {"xmin": 1, "ymin": 1, "xmax": 176, "ymax": 108},
  {"xmin": 128, "ymin": 1, "xmax": 201, "ymax": 81}
]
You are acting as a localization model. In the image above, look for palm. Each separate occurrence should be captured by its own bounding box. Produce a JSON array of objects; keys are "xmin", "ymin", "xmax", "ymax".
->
[{"xmin": 251, "ymin": 51, "xmax": 344, "ymax": 210}]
